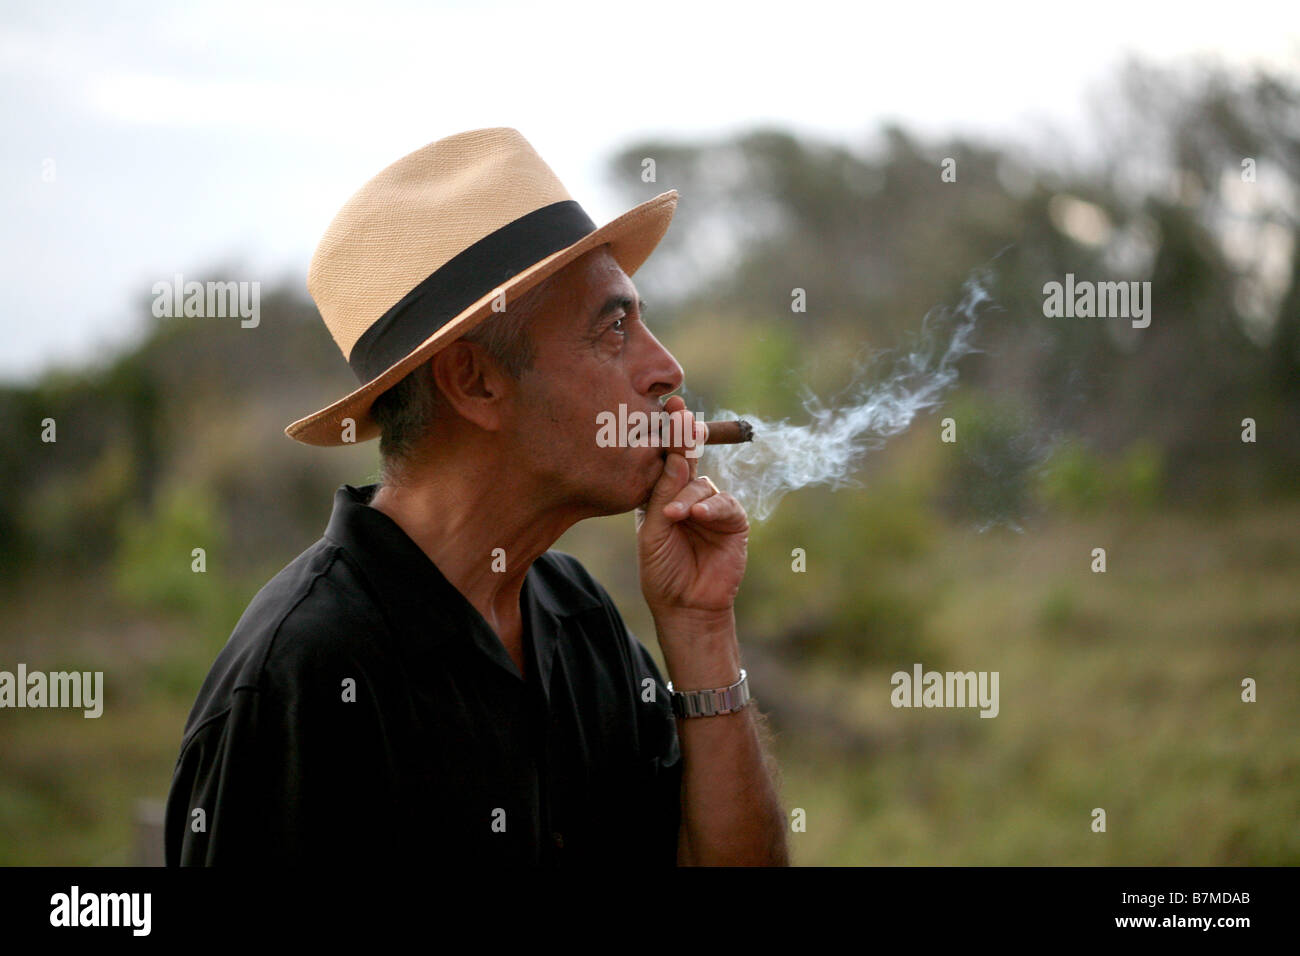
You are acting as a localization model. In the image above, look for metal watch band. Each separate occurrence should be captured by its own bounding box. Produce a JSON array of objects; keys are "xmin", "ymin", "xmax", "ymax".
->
[{"xmin": 666, "ymin": 669, "xmax": 750, "ymax": 718}]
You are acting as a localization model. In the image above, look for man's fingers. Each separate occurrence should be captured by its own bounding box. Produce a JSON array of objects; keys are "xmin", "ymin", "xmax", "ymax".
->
[
  {"xmin": 684, "ymin": 418, "xmax": 704, "ymax": 478},
  {"xmin": 638, "ymin": 397, "xmax": 709, "ymax": 534},
  {"xmin": 661, "ymin": 399, "xmax": 702, "ymax": 481},
  {"xmin": 664, "ymin": 475, "xmax": 721, "ymax": 522}
]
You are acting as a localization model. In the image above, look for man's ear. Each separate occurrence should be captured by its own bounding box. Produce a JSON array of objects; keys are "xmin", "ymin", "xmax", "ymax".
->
[{"xmin": 429, "ymin": 342, "xmax": 509, "ymax": 432}]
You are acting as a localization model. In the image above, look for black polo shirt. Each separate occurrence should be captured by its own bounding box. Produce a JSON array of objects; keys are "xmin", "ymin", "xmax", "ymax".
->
[{"xmin": 163, "ymin": 483, "xmax": 682, "ymax": 867}]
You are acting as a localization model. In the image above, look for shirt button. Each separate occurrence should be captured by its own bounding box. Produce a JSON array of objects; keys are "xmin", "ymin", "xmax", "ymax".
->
[{"xmin": 552, "ymin": 831, "xmax": 564, "ymax": 850}]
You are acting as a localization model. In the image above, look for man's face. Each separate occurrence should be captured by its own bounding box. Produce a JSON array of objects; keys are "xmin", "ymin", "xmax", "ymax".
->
[{"xmin": 503, "ymin": 244, "xmax": 685, "ymax": 516}]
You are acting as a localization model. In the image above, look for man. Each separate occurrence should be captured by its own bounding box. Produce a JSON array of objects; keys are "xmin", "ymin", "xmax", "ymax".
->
[{"xmin": 164, "ymin": 128, "xmax": 788, "ymax": 866}]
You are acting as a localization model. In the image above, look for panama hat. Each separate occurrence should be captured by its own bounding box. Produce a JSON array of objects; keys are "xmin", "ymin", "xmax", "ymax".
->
[{"xmin": 285, "ymin": 127, "xmax": 677, "ymax": 446}]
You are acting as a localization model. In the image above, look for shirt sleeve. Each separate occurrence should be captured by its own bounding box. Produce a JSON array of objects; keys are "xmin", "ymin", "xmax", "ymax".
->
[{"xmin": 164, "ymin": 645, "xmax": 404, "ymax": 866}]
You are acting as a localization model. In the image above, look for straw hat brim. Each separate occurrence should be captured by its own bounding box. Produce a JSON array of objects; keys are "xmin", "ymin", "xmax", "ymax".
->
[{"xmin": 285, "ymin": 189, "xmax": 677, "ymax": 447}]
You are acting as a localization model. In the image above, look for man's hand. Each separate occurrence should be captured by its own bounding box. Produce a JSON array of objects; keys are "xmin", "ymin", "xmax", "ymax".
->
[
  {"xmin": 635, "ymin": 396, "xmax": 749, "ymax": 619},
  {"xmin": 634, "ymin": 401, "xmax": 786, "ymax": 865}
]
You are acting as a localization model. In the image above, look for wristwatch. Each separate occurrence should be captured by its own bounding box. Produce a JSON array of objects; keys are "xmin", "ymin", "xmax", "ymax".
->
[{"xmin": 666, "ymin": 669, "xmax": 751, "ymax": 718}]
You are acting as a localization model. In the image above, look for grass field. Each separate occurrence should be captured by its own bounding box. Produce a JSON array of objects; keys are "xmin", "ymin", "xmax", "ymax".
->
[{"xmin": 770, "ymin": 504, "xmax": 1300, "ymax": 865}]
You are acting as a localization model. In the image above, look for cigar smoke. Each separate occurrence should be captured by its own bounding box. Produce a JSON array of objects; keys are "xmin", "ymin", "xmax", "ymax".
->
[{"xmin": 701, "ymin": 267, "xmax": 993, "ymax": 521}]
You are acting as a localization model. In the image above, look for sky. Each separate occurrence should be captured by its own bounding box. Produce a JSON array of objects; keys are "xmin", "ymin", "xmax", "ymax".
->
[{"xmin": 2, "ymin": 0, "xmax": 1296, "ymax": 382}]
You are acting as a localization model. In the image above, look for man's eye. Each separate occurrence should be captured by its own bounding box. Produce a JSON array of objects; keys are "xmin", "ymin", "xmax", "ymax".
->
[{"xmin": 610, "ymin": 317, "xmax": 626, "ymax": 334}]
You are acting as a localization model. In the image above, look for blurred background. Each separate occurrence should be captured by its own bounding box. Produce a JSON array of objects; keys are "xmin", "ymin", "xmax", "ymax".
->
[{"xmin": 2, "ymin": 1, "xmax": 1297, "ymax": 865}]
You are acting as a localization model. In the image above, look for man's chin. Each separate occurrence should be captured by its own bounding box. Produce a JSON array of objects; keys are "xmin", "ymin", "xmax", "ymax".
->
[
  {"xmin": 588, "ymin": 454, "xmax": 666, "ymax": 517},
  {"xmin": 624, "ymin": 458, "xmax": 666, "ymax": 515}
]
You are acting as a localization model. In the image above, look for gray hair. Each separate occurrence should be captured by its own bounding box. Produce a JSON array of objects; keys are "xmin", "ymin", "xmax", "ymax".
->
[{"xmin": 370, "ymin": 280, "xmax": 548, "ymax": 483}]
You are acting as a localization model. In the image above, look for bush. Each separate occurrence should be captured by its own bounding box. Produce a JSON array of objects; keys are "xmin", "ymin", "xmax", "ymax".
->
[
  {"xmin": 113, "ymin": 482, "xmax": 239, "ymax": 638},
  {"xmin": 1040, "ymin": 441, "xmax": 1108, "ymax": 513},
  {"xmin": 1116, "ymin": 440, "xmax": 1164, "ymax": 511},
  {"xmin": 941, "ymin": 397, "xmax": 1046, "ymax": 528},
  {"xmin": 1039, "ymin": 438, "xmax": 1165, "ymax": 514}
]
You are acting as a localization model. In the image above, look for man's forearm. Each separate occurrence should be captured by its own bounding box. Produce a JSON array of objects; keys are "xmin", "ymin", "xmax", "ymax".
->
[{"xmin": 655, "ymin": 608, "xmax": 789, "ymax": 866}]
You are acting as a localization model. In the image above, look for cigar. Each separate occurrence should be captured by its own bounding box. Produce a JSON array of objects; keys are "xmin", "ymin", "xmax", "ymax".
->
[{"xmin": 702, "ymin": 419, "xmax": 754, "ymax": 444}]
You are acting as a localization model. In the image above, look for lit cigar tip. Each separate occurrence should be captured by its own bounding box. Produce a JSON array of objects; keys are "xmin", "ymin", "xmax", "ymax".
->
[{"xmin": 701, "ymin": 419, "xmax": 755, "ymax": 444}]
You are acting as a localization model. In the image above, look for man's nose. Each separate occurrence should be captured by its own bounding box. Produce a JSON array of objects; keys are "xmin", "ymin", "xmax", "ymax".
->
[{"xmin": 638, "ymin": 327, "xmax": 685, "ymax": 399}]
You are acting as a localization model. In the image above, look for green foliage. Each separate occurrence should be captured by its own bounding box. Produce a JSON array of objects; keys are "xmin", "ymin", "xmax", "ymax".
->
[
  {"xmin": 1116, "ymin": 440, "xmax": 1165, "ymax": 511},
  {"xmin": 146, "ymin": 633, "xmax": 231, "ymax": 702},
  {"xmin": 723, "ymin": 320, "xmax": 803, "ymax": 420},
  {"xmin": 941, "ymin": 397, "xmax": 1046, "ymax": 528},
  {"xmin": 1040, "ymin": 439, "xmax": 1165, "ymax": 513},
  {"xmin": 113, "ymin": 483, "xmax": 231, "ymax": 634},
  {"xmin": 744, "ymin": 477, "xmax": 938, "ymax": 667},
  {"xmin": 817, "ymin": 586, "xmax": 928, "ymax": 668},
  {"xmin": 1040, "ymin": 441, "xmax": 1108, "ymax": 513},
  {"xmin": 826, "ymin": 482, "xmax": 934, "ymax": 658},
  {"xmin": 20, "ymin": 442, "xmax": 136, "ymax": 567},
  {"xmin": 837, "ymin": 475, "xmax": 937, "ymax": 561},
  {"xmin": 1038, "ymin": 583, "xmax": 1079, "ymax": 632}
]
